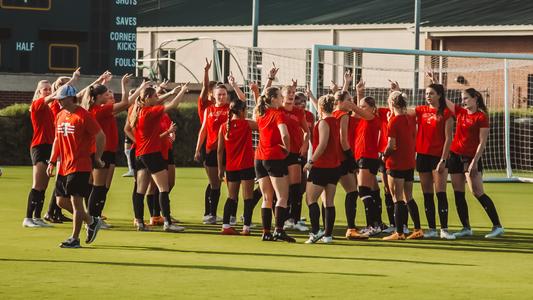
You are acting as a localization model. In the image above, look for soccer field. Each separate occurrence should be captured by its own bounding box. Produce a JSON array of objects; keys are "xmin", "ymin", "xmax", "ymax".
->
[{"xmin": 0, "ymin": 166, "xmax": 532, "ymax": 299}]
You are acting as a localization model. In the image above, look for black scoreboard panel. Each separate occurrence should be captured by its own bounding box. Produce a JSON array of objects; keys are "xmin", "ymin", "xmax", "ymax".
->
[{"xmin": 0, "ymin": 0, "xmax": 136, "ymax": 75}]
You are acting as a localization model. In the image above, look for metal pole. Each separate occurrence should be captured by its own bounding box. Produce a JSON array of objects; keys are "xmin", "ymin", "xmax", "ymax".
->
[
  {"xmin": 413, "ymin": 0, "xmax": 421, "ymax": 100},
  {"xmin": 252, "ymin": 0, "xmax": 259, "ymax": 47},
  {"xmin": 212, "ymin": 40, "xmax": 222, "ymax": 82},
  {"xmin": 504, "ymin": 59, "xmax": 513, "ymax": 178}
]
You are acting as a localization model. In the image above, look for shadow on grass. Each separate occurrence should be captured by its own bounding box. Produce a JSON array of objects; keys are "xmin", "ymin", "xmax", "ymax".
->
[{"xmin": 0, "ymin": 258, "xmax": 383, "ymax": 277}]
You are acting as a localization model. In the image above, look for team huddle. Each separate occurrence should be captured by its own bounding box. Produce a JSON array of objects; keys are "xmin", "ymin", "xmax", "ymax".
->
[{"xmin": 22, "ymin": 60, "xmax": 504, "ymax": 248}]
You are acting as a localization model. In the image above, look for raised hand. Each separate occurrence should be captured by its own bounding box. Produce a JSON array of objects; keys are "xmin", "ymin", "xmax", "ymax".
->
[
  {"xmin": 228, "ymin": 71, "xmax": 236, "ymax": 86},
  {"xmin": 121, "ymin": 73, "xmax": 133, "ymax": 85},
  {"xmin": 356, "ymin": 80, "xmax": 366, "ymax": 92},
  {"xmin": 329, "ymin": 80, "xmax": 339, "ymax": 93},
  {"xmin": 388, "ymin": 79, "xmax": 400, "ymax": 92},
  {"xmin": 249, "ymin": 81, "xmax": 259, "ymax": 93},
  {"xmin": 344, "ymin": 70, "xmax": 353, "ymax": 84},
  {"xmin": 204, "ymin": 58, "xmax": 212, "ymax": 71},
  {"xmin": 425, "ymin": 69, "xmax": 438, "ymax": 84},
  {"xmin": 291, "ymin": 78, "xmax": 298, "ymax": 88},
  {"xmin": 268, "ymin": 62, "xmax": 279, "ymax": 79}
]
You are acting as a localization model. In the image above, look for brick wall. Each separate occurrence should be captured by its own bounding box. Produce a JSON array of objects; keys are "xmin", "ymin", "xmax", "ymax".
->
[{"xmin": 0, "ymin": 91, "xmax": 34, "ymax": 108}]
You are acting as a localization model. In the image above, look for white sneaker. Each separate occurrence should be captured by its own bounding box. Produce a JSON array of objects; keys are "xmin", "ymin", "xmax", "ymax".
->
[
  {"xmin": 100, "ymin": 220, "xmax": 112, "ymax": 229},
  {"xmin": 321, "ymin": 236, "xmax": 333, "ymax": 244},
  {"xmin": 202, "ymin": 215, "xmax": 212, "ymax": 223},
  {"xmin": 424, "ymin": 228, "xmax": 438, "ymax": 238},
  {"xmin": 203, "ymin": 215, "xmax": 216, "ymax": 225},
  {"xmin": 305, "ymin": 231, "xmax": 324, "ymax": 244},
  {"xmin": 283, "ymin": 219, "xmax": 295, "ymax": 230},
  {"xmin": 361, "ymin": 226, "xmax": 381, "ymax": 236},
  {"xmin": 122, "ymin": 170, "xmax": 134, "ymax": 177},
  {"xmin": 485, "ymin": 226, "xmax": 504, "ymax": 238},
  {"xmin": 440, "ymin": 229, "xmax": 456, "ymax": 240},
  {"xmin": 453, "ymin": 227, "xmax": 473, "ymax": 238},
  {"xmin": 215, "ymin": 215, "xmax": 223, "ymax": 222},
  {"xmin": 229, "ymin": 216, "xmax": 237, "ymax": 226},
  {"xmin": 22, "ymin": 218, "xmax": 40, "ymax": 228},
  {"xmin": 164, "ymin": 223, "xmax": 185, "ymax": 232},
  {"xmin": 293, "ymin": 221, "xmax": 309, "ymax": 232},
  {"xmin": 33, "ymin": 218, "xmax": 53, "ymax": 227},
  {"xmin": 382, "ymin": 225, "xmax": 396, "ymax": 234},
  {"xmin": 403, "ymin": 225, "xmax": 410, "ymax": 235}
]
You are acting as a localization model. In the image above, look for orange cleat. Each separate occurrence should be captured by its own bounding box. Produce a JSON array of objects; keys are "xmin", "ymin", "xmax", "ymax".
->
[
  {"xmin": 382, "ymin": 232, "xmax": 406, "ymax": 241},
  {"xmin": 221, "ymin": 227, "xmax": 240, "ymax": 235},
  {"xmin": 240, "ymin": 229, "xmax": 251, "ymax": 236},
  {"xmin": 345, "ymin": 228, "xmax": 369, "ymax": 240},
  {"xmin": 406, "ymin": 229, "xmax": 424, "ymax": 240},
  {"xmin": 149, "ymin": 216, "xmax": 165, "ymax": 226}
]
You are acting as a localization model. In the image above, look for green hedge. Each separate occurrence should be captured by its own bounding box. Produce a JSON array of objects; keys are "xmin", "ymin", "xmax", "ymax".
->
[{"xmin": 0, "ymin": 103, "xmax": 202, "ymax": 167}]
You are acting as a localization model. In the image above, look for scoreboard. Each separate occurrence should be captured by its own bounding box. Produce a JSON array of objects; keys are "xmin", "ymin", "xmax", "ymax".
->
[{"xmin": 0, "ymin": 0, "xmax": 137, "ymax": 75}]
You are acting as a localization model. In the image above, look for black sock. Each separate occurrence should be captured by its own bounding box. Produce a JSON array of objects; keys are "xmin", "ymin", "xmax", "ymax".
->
[
  {"xmin": 454, "ymin": 191, "xmax": 470, "ymax": 228},
  {"xmin": 87, "ymin": 185, "xmax": 102, "ymax": 216},
  {"xmin": 133, "ymin": 193, "xmax": 145, "ymax": 221},
  {"xmin": 209, "ymin": 188, "xmax": 221, "ymax": 217},
  {"xmin": 345, "ymin": 191, "xmax": 357, "ymax": 229},
  {"xmin": 394, "ymin": 202, "xmax": 406, "ymax": 234},
  {"xmin": 26, "ymin": 188, "xmax": 39, "ymax": 218},
  {"xmin": 372, "ymin": 190, "xmax": 383, "ymax": 226},
  {"xmin": 324, "ymin": 206, "xmax": 336, "ymax": 237},
  {"xmin": 293, "ymin": 185, "xmax": 303, "ymax": 222},
  {"xmin": 384, "ymin": 193, "xmax": 395, "ymax": 226},
  {"xmin": 223, "ymin": 198, "xmax": 237, "ymax": 225},
  {"xmin": 153, "ymin": 189, "xmax": 161, "ymax": 216},
  {"xmin": 360, "ymin": 186, "xmax": 376, "ymax": 227},
  {"xmin": 288, "ymin": 184, "xmax": 300, "ymax": 221},
  {"xmin": 231, "ymin": 199, "xmax": 238, "ymax": 219},
  {"xmin": 204, "ymin": 184, "xmax": 211, "ymax": 216},
  {"xmin": 243, "ymin": 199, "xmax": 253, "ymax": 226},
  {"xmin": 308, "ymin": 202, "xmax": 321, "ymax": 234},
  {"xmin": 96, "ymin": 187, "xmax": 109, "ymax": 217},
  {"xmin": 146, "ymin": 194, "xmax": 156, "ymax": 217},
  {"xmin": 84, "ymin": 184, "xmax": 94, "ymax": 209},
  {"xmin": 252, "ymin": 188, "xmax": 262, "ymax": 208},
  {"xmin": 261, "ymin": 207, "xmax": 272, "ymax": 231},
  {"xmin": 476, "ymin": 194, "xmax": 501, "ymax": 227},
  {"xmin": 34, "ymin": 190, "xmax": 45, "ymax": 218},
  {"xmin": 407, "ymin": 199, "xmax": 421, "ymax": 229},
  {"xmin": 159, "ymin": 191, "xmax": 171, "ymax": 223},
  {"xmin": 423, "ymin": 193, "xmax": 436, "ymax": 229},
  {"xmin": 436, "ymin": 192, "xmax": 448, "ymax": 229},
  {"xmin": 47, "ymin": 187, "xmax": 58, "ymax": 216},
  {"xmin": 275, "ymin": 206, "xmax": 287, "ymax": 230}
]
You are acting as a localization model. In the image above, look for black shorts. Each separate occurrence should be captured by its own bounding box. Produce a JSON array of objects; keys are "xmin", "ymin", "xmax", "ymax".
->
[
  {"xmin": 308, "ymin": 167, "xmax": 340, "ymax": 187},
  {"xmin": 91, "ymin": 151, "xmax": 116, "ymax": 169},
  {"xmin": 55, "ymin": 172, "xmax": 91, "ymax": 198},
  {"xmin": 387, "ymin": 169, "xmax": 415, "ymax": 182},
  {"xmin": 226, "ymin": 167, "xmax": 255, "ymax": 182},
  {"xmin": 357, "ymin": 157, "xmax": 380, "ymax": 175},
  {"xmin": 167, "ymin": 148, "xmax": 174, "ymax": 165},
  {"xmin": 378, "ymin": 156, "xmax": 387, "ymax": 173},
  {"xmin": 255, "ymin": 159, "xmax": 288, "ymax": 179},
  {"xmin": 30, "ymin": 144, "xmax": 52, "ymax": 165},
  {"xmin": 204, "ymin": 149, "xmax": 225, "ymax": 167},
  {"xmin": 125, "ymin": 136, "xmax": 133, "ymax": 144},
  {"xmin": 448, "ymin": 152, "xmax": 483, "ymax": 174},
  {"xmin": 416, "ymin": 153, "xmax": 442, "ymax": 173},
  {"xmin": 200, "ymin": 141, "xmax": 207, "ymax": 163},
  {"xmin": 285, "ymin": 152, "xmax": 302, "ymax": 166},
  {"xmin": 339, "ymin": 158, "xmax": 357, "ymax": 176},
  {"xmin": 136, "ymin": 152, "xmax": 167, "ymax": 174},
  {"xmin": 129, "ymin": 147, "xmax": 137, "ymax": 171},
  {"xmin": 299, "ymin": 156, "xmax": 307, "ymax": 168}
]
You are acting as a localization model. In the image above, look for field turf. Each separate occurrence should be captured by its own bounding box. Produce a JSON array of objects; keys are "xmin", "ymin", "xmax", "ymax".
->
[{"xmin": 0, "ymin": 166, "xmax": 532, "ymax": 299}]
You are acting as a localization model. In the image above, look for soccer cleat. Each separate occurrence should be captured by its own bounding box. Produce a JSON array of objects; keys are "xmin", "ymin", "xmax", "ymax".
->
[
  {"xmin": 321, "ymin": 236, "xmax": 333, "ymax": 244},
  {"xmin": 305, "ymin": 231, "xmax": 324, "ymax": 244},
  {"xmin": 382, "ymin": 232, "xmax": 406, "ymax": 241},
  {"xmin": 240, "ymin": 228, "xmax": 251, "ymax": 236},
  {"xmin": 163, "ymin": 223, "xmax": 185, "ymax": 233},
  {"xmin": 261, "ymin": 231, "xmax": 274, "ymax": 241},
  {"xmin": 485, "ymin": 226, "xmax": 504, "ymax": 238},
  {"xmin": 33, "ymin": 218, "xmax": 53, "ymax": 227},
  {"xmin": 406, "ymin": 229, "xmax": 424, "ymax": 240},
  {"xmin": 149, "ymin": 216, "xmax": 165, "ymax": 226},
  {"xmin": 202, "ymin": 214, "xmax": 212, "ymax": 223},
  {"xmin": 283, "ymin": 219, "xmax": 295, "ymax": 230},
  {"xmin": 273, "ymin": 229, "xmax": 296, "ymax": 243},
  {"xmin": 100, "ymin": 215, "xmax": 108, "ymax": 221},
  {"xmin": 453, "ymin": 227, "xmax": 473, "ymax": 238},
  {"xmin": 221, "ymin": 227, "xmax": 240, "ymax": 235},
  {"xmin": 345, "ymin": 228, "xmax": 369, "ymax": 240},
  {"xmin": 293, "ymin": 220, "xmax": 309, "ymax": 232},
  {"xmin": 100, "ymin": 220, "xmax": 112, "ymax": 230},
  {"xmin": 403, "ymin": 225, "xmax": 410, "ymax": 235},
  {"xmin": 360, "ymin": 226, "xmax": 381, "ymax": 237},
  {"xmin": 122, "ymin": 170, "xmax": 134, "ymax": 177},
  {"xmin": 22, "ymin": 218, "xmax": 40, "ymax": 228},
  {"xmin": 85, "ymin": 217, "xmax": 102, "ymax": 244},
  {"xmin": 423, "ymin": 228, "xmax": 438, "ymax": 238},
  {"xmin": 44, "ymin": 213, "xmax": 62, "ymax": 223},
  {"xmin": 59, "ymin": 237, "xmax": 81, "ymax": 248},
  {"xmin": 440, "ymin": 229, "xmax": 456, "ymax": 240},
  {"xmin": 203, "ymin": 215, "xmax": 217, "ymax": 225},
  {"xmin": 382, "ymin": 225, "xmax": 396, "ymax": 234},
  {"xmin": 136, "ymin": 222, "xmax": 150, "ymax": 232},
  {"xmin": 229, "ymin": 216, "xmax": 237, "ymax": 226}
]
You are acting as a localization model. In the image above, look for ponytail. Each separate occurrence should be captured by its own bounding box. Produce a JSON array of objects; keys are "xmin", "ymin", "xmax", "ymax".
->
[
  {"xmin": 226, "ymin": 99, "xmax": 247, "ymax": 140},
  {"xmin": 225, "ymin": 110, "xmax": 233, "ymax": 140},
  {"xmin": 254, "ymin": 87, "xmax": 279, "ymax": 117},
  {"xmin": 464, "ymin": 88, "xmax": 488, "ymax": 114},
  {"xmin": 129, "ymin": 87, "xmax": 156, "ymax": 128},
  {"xmin": 82, "ymin": 84, "xmax": 108, "ymax": 110}
]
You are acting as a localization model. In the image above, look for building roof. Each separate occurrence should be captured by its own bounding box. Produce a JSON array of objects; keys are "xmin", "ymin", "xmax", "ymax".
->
[{"xmin": 138, "ymin": 0, "xmax": 533, "ymax": 28}]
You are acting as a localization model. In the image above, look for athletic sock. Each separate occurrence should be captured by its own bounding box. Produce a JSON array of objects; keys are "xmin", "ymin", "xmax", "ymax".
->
[
  {"xmin": 344, "ymin": 191, "xmax": 357, "ymax": 229},
  {"xmin": 436, "ymin": 192, "xmax": 449, "ymax": 229},
  {"xmin": 423, "ymin": 193, "xmax": 436, "ymax": 229},
  {"xmin": 324, "ymin": 206, "xmax": 336, "ymax": 237},
  {"xmin": 394, "ymin": 202, "xmax": 405, "ymax": 234},
  {"xmin": 88, "ymin": 186, "xmax": 106, "ymax": 217},
  {"xmin": 372, "ymin": 190, "xmax": 383, "ymax": 226},
  {"xmin": 34, "ymin": 190, "xmax": 45, "ymax": 219},
  {"xmin": 288, "ymin": 184, "xmax": 300, "ymax": 221},
  {"xmin": 243, "ymin": 199, "xmax": 253, "ymax": 226},
  {"xmin": 146, "ymin": 194, "xmax": 156, "ymax": 217},
  {"xmin": 153, "ymin": 189, "xmax": 161, "ymax": 216},
  {"xmin": 209, "ymin": 188, "xmax": 221, "ymax": 217},
  {"xmin": 132, "ymin": 193, "xmax": 145, "ymax": 221},
  {"xmin": 204, "ymin": 184, "xmax": 211, "ymax": 216},
  {"xmin": 46, "ymin": 187, "xmax": 58, "ymax": 216},
  {"xmin": 159, "ymin": 191, "xmax": 171, "ymax": 223},
  {"xmin": 384, "ymin": 193, "xmax": 395, "ymax": 226},
  {"xmin": 476, "ymin": 194, "xmax": 501, "ymax": 227},
  {"xmin": 359, "ymin": 186, "xmax": 375, "ymax": 227},
  {"xmin": 261, "ymin": 207, "xmax": 272, "ymax": 231},
  {"xmin": 96, "ymin": 187, "xmax": 109, "ymax": 217},
  {"xmin": 308, "ymin": 202, "xmax": 321, "ymax": 235},
  {"xmin": 274, "ymin": 206, "xmax": 287, "ymax": 230},
  {"xmin": 26, "ymin": 188, "xmax": 39, "ymax": 218},
  {"xmin": 252, "ymin": 188, "xmax": 262, "ymax": 209},
  {"xmin": 84, "ymin": 184, "xmax": 94, "ymax": 209},
  {"xmin": 231, "ymin": 200, "xmax": 238, "ymax": 220},
  {"xmin": 293, "ymin": 185, "xmax": 303, "ymax": 222},
  {"xmin": 223, "ymin": 198, "xmax": 237, "ymax": 225},
  {"xmin": 454, "ymin": 191, "xmax": 470, "ymax": 228},
  {"xmin": 407, "ymin": 199, "xmax": 421, "ymax": 229}
]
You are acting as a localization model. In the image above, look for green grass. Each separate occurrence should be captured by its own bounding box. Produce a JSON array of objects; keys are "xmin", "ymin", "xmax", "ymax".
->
[{"xmin": 0, "ymin": 166, "xmax": 533, "ymax": 299}]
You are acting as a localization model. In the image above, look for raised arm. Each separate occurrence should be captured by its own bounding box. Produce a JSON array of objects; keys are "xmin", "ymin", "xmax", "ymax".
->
[
  {"xmin": 228, "ymin": 72, "xmax": 246, "ymax": 102},
  {"xmin": 342, "ymin": 100, "xmax": 375, "ymax": 120},
  {"xmin": 45, "ymin": 68, "xmax": 80, "ymax": 103},
  {"xmin": 112, "ymin": 74, "xmax": 134, "ymax": 113},
  {"xmin": 249, "ymin": 81, "xmax": 260, "ymax": 104},
  {"xmin": 164, "ymin": 83, "xmax": 189, "ymax": 112},
  {"xmin": 263, "ymin": 62, "xmax": 279, "ymax": 95},
  {"xmin": 200, "ymin": 58, "xmax": 212, "ymax": 102},
  {"xmin": 425, "ymin": 70, "xmax": 455, "ymax": 113},
  {"xmin": 194, "ymin": 110, "xmax": 208, "ymax": 161},
  {"xmin": 342, "ymin": 70, "xmax": 353, "ymax": 93},
  {"xmin": 305, "ymin": 84, "xmax": 318, "ymax": 112}
]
